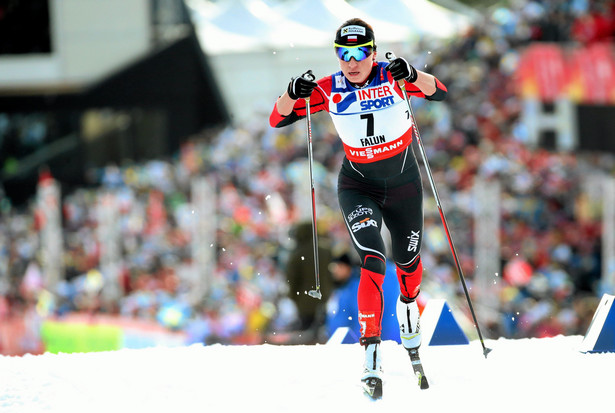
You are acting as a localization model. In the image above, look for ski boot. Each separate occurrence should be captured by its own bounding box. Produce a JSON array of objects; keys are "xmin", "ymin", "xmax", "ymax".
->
[
  {"xmin": 397, "ymin": 296, "xmax": 429, "ymax": 389},
  {"xmin": 397, "ymin": 295, "xmax": 422, "ymax": 349},
  {"xmin": 360, "ymin": 337, "xmax": 383, "ymax": 400}
]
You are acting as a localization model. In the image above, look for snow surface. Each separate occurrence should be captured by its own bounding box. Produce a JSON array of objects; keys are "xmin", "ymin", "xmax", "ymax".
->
[{"xmin": 1, "ymin": 336, "xmax": 613, "ymax": 413}]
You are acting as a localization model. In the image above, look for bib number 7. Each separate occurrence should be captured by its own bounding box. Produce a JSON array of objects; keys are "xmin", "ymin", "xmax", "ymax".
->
[
  {"xmin": 360, "ymin": 113, "xmax": 374, "ymax": 137},
  {"xmin": 360, "ymin": 110, "xmax": 409, "ymax": 137}
]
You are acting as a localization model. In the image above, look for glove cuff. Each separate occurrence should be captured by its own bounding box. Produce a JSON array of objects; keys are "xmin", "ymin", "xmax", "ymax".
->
[
  {"xmin": 405, "ymin": 65, "xmax": 418, "ymax": 83},
  {"xmin": 287, "ymin": 78, "xmax": 299, "ymax": 100}
]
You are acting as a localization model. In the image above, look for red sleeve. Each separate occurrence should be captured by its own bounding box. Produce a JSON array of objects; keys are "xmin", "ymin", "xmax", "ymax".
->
[
  {"xmin": 269, "ymin": 76, "xmax": 332, "ymax": 128},
  {"xmin": 405, "ymin": 76, "xmax": 447, "ymax": 101},
  {"xmin": 385, "ymin": 70, "xmax": 447, "ymax": 101},
  {"xmin": 269, "ymin": 101, "xmax": 289, "ymax": 127}
]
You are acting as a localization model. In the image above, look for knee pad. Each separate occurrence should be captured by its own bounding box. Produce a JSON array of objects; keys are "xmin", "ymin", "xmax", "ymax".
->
[
  {"xmin": 363, "ymin": 255, "xmax": 386, "ymax": 275},
  {"xmin": 396, "ymin": 256, "xmax": 423, "ymax": 300}
]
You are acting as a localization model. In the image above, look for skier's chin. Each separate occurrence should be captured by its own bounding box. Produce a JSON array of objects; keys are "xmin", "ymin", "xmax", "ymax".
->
[{"xmin": 347, "ymin": 72, "xmax": 367, "ymax": 83}]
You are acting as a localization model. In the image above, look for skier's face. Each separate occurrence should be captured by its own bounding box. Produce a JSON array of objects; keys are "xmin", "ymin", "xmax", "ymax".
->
[{"xmin": 338, "ymin": 50, "xmax": 376, "ymax": 84}]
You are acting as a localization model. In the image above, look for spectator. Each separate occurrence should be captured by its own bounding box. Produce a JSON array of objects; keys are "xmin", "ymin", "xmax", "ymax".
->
[{"xmin": 284, "ymin": 221, "xmax": 334, "ymax": 341}]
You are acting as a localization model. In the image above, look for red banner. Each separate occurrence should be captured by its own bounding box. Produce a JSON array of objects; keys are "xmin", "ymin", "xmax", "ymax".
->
[
  {"xmin": 0, "ymin": 317, "xmax": 44, "ymax": 356},
  {"xmin": 516, "ymin": 43, "xmax": 615, "ymax": 104}
]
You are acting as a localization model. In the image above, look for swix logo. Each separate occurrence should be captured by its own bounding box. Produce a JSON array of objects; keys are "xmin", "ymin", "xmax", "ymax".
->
[
  {"xmin": 357, "ymin": 86, "xmax": 394, "ymax": 111},
  {"xmin": 407, "ymin": 230, "xmax": 420, "ymax": 252},
  {"xmin": 352, "ymin": 218, "xmax": 377, "ymax": 232},
  {"xmin": 347, "ymin": 205, "xmax": 373, "ymax": 222}
]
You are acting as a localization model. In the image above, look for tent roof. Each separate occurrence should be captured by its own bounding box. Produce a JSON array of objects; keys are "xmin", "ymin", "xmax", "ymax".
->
[
  {"xmin": 282, "ymin": 0, "xmax": 417, "ymax": 43},
  {"xmin": 189, "ymin": 0, "xmax": 332, "ymax": 53},
  {"xmin": 209, "ymin": 0, "xmax": 271, "ymax": 38},
  {"xmin": 188, "ymin": 0, "xmax": 475, "ymax": 54},
  {"xmin": 355, "ymin": 0, "xmax": 472, "ymax": 38}
]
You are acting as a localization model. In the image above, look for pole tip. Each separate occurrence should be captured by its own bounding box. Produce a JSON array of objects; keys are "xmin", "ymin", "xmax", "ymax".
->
[
  {"xmin": 483, "ymin": 347, "xmax": 492, "ymax": 358},
  {"xmin": 308, "ymin": 289, "xmax": 322, "ymax": 300}
]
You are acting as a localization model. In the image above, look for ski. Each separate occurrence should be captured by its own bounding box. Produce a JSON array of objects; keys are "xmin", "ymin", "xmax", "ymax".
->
[
  {"xmin": 408, "ymin": 347, "xmax": 429, "ymax": 390},
  {"xmin": 361, "ymin": 377, "xmax": 383, "ymax": 400}
]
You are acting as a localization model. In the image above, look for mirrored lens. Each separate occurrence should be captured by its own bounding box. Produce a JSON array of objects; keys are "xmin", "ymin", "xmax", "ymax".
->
[{"xmin": 335, "ymin": 46, "xmax": 373, "ymax": 62}]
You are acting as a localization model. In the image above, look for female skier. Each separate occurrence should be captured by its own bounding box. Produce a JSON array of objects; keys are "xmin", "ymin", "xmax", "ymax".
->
[{"xmin": 269, "ymin": 17, "xmax": 447, "ymax": 397}]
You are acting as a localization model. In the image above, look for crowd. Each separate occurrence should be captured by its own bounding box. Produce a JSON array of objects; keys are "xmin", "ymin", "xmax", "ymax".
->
[{"xmin": 1, "ymin": 0, "xmax": 615, "ymax": 353}]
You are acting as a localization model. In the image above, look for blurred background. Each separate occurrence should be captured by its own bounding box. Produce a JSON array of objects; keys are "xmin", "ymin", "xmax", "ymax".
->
[{"xmin": 1, "ymin": 0, "xmax": 614, "ymax": 355}]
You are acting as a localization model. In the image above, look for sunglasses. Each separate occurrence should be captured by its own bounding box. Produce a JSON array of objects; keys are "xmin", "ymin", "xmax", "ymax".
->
[{"xmin": 334, "ymin": 41, "xmax": 374, "ymax": 62}]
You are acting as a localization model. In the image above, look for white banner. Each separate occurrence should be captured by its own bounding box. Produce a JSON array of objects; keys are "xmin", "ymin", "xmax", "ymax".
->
[
  {"xmin": 603, "ymin": 177, "xmax": 615, "ymax": 292},
  {"xmin": 473, "ymin": 178, "xmax": 501, "ymax": 323},
  {"xmin": 97, "ymin": 192, "xmax": 122, "ymax": 300},
  {"xmin": 37, "ymin": 178, "xmax": 64, "ymax": 291},
  {"xmin": 191, "ymin": 176, "xmax": 216, "ymax": 303}
]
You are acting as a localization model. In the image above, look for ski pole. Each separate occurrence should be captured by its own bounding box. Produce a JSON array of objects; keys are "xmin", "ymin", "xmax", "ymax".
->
[
  {"xmin": 301, "ymin": 70, "xmax": 322, "ymax": 300},
  {"xmin": 386, "ymin": 52, "xmax": 491, "ymax": 358}
]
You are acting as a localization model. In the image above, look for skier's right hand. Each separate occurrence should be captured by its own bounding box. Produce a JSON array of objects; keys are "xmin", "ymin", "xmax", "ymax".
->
[{"xmin": 287, "ymin": 73, "xmax": 317, "ymax": 100}]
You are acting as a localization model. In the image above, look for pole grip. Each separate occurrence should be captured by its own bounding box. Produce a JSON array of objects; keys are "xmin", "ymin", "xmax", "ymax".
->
[
  {"xmin": 385, "ymin": 52, "xmax": 405, "ymax": 89},
  {"xmin": 385, "ymin": 51, "xmax": 397, "ymax": 62},
  {"xmin": 302, "ymin": 69, "xmax": 315, "ymax": 82},
  {"xmin": 302, "ymin": 70, "xmax": 315, "ymax": 104}
]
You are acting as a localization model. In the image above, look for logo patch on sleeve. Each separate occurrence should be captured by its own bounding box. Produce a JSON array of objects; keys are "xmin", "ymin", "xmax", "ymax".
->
[{"xmin": 335, "ymin": 75, "xmax": 346, "ymax": 89}]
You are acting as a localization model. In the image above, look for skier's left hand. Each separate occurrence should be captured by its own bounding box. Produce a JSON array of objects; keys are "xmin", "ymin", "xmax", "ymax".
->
[{"xmin": 385, "ymin": 57, "xmax": 417, "ymax": 83}]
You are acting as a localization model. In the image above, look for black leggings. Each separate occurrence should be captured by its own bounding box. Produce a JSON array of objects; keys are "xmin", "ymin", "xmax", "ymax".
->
[{"xmin": 337, "ymin": 157, "xmax": 423, "ymax": 275}]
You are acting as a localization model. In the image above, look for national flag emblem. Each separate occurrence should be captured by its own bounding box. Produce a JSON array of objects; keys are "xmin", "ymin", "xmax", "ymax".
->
[{"xmin": 348, "ymin": 35, "xmax": 357, "ymax": 42}]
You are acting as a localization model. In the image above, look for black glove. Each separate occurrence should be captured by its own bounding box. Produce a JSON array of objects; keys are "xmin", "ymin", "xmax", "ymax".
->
[
  {"xmin": 287, "ymin": 73, "xmax": 317, "ymax": 100},
  {"xmin": 385, "ymin": 57, "xmax": 417, "ymax": 83}
]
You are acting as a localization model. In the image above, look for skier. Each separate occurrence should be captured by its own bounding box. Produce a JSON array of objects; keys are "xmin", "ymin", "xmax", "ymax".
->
[{"xmin": 269, "ymin": 17, "xmax": 447, "ymax": 397}]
